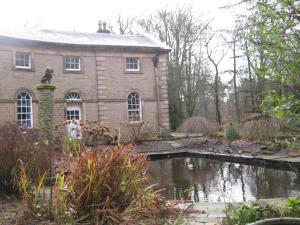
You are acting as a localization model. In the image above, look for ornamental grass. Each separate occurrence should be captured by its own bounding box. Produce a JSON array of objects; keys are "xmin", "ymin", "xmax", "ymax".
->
[
  {"xmin": 53, "ymin": 144, "xmax": 168, "ymax": 224},
  {"xmin": 177, "ymin": 116, "xmax": 217, "ymax": 136},
  {"xmin": 240, "ymin": 114, "xmax": 281, "ymax": 140}
]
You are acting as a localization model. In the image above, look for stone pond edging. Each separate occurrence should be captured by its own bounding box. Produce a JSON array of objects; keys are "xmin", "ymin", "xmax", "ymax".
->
[
  {"xmin": 248, "ymin": 218, "xmax": 300, "ymax": 225},
  {"xmin": 140, "ymin": 149, "xmax": 300, "ymax": 172}
]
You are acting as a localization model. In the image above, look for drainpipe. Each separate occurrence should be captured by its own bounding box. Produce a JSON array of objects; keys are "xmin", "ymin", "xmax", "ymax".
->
[{"xmin": 153, "ymin": 52, "xmax": 161, "ymax": 136}]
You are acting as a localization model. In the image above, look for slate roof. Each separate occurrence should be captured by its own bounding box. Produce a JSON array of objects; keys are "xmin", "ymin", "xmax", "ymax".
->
[{"xmin": 0, "ymin": 27, "xmax": 171, "ymax": 51}]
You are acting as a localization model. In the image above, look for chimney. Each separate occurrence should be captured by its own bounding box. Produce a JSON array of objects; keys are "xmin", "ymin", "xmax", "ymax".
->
[
  {"xmin": 97, "ymin": 20, "xmax": 103, "ymax": 33},
  {"xmin": 96, "ymin": 20, "xmax": 111, "ymax": 34}
]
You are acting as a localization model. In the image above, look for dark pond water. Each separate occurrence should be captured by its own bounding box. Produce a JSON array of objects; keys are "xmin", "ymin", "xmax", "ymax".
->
[{"xmin": 148, "ymin": 157, "xmax": 300, "ymax": 202}]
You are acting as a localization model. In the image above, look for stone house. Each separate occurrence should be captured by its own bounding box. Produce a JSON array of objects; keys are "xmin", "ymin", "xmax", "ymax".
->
[{"xmin": 0, "ymin": 24, "xmax": 170, "ymax": 135}]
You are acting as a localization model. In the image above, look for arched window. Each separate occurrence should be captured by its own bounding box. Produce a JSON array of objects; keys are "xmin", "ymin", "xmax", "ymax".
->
[
  {"xmin": 17, "ymin": 92, "xmax": 33, "ymax": 127},
  {"xmin": 65, "ymin": 92, "xmax": 81, "ymax": 102},
  {"xmin": 128, "ymin": 92, "xmax": 142, "ymax": 121},
  {"xmin": 65, "ymin": 92, "xmax": 82, "ymax": 121}
]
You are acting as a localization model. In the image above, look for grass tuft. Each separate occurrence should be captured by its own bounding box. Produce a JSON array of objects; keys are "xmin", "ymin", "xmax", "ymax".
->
[{"xmin": 177, "ymin": 117, "xmax": 217, "ymax": 136}]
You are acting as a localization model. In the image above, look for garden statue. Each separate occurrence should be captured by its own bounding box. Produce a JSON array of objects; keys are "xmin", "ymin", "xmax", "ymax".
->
[{"xmin": 41, "ymin": 68, "xmax": 54, "ymax": 84}]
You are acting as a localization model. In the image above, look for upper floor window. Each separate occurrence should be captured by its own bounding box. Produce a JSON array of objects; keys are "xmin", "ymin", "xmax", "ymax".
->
[
  {"xmin": 126, "ymin": 57, "xmax": 139, "ymax": 71},
  {"xmin": 15, "ymin": 52, "xmax": 31, "ymax": 69},
  {"xmin": 128, "ymin": 92, "xmax": 142, "ymax": 121},
  {"xmin": 17, "ymin": 92, "xmax": 33, "ymax": 128},
  {"xmin": 64, "ymin": 56, "xmax": 81, "ymax": 71}
]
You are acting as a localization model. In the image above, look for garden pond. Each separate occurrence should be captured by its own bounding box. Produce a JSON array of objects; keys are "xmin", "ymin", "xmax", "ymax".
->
[{"xmin": 148, "ymin": 157, "xmax": 300, "ymax": 203}]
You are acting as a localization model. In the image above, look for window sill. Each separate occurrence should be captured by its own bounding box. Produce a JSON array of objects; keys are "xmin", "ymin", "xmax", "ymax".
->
[
  {"xmin": 128, "ymin": 120, "xmax": 143, "ymax": 124},
  {"xmin": 123, "ymin": 70, "xmax": 143, "ymax": 74},
  {"xmin": 63, "ymin": 70, "xmax": 84, "ymax": 74},
  {"xmin": 12, "ymin": 67, "xmax": 35, "ymax": 72}
]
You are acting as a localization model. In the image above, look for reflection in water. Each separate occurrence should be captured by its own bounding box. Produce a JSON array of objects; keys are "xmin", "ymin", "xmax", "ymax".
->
[{"xmin": 148, "ymin": 157, "xmax": 300, "ymax": 202}]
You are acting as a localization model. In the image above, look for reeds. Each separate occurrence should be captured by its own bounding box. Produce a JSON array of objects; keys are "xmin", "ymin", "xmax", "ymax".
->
[
  {"xmin": 177, "ymin": 117, "xmax": 218, "ymax": 136},
  {"xmin": 240, "ymin": 114, "xmax": 281, "ymax": 140},
  {"xmin": 121, "ymin": 121, "xmax": 156, "ymax": 143}
]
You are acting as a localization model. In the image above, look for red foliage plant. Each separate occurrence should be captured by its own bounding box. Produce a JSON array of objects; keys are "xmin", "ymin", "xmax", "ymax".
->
[
  {"xmin": 54, "ymin": 144, "xmax": 167, "ymax": 224},
  {"xmin": 0, "ymin": 123, "xmax": 50, "ymax": 194}
]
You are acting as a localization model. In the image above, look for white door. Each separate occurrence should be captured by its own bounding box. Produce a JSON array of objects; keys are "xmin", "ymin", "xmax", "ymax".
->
[{"xmin": 66, "ymin": 105, "xmax": 82, "ymax": 139}]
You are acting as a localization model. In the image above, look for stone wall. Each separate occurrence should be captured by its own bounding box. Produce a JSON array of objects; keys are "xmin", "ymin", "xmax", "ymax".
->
[
  {"xmin": 95, "ymin": 51, "xmax": 170, "ymax": 133},
  {"xmin": 0, "ymin": 40, "xmax": 170, "ymax": 135}
]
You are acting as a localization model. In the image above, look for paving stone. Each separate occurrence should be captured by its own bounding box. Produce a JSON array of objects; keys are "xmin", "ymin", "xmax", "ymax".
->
[
  {"xmin": 258, "ymin": 155, "xmax": 283, "ymax": 160},
  {"xmin": 280, "ymin": 157, "xmax": 300, "ymax": 162},
  {"xmin": 188, "ymin": 216, "xmax": 222, "ymax": 223},
  {"xmin": 166, "ymin": 141, "xmax": 183, "ymax": 148}
]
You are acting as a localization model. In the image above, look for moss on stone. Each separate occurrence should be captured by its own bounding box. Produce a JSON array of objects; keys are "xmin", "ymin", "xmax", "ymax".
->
[
  {"xmin": 37, "ymin": 84, "xmax": 55, "ymax": 137},
  {"xmin": 37, "ymin": 83, "xmax": 56, "ymax": 90}
]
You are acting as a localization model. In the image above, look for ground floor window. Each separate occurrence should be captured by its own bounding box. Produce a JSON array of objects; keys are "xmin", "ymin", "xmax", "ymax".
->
[
  {"xmin": 17, "ymin": 92, "xmax": 33, "ymax": 127},
  {"xmin": 66, "ymin": 107, "xmax": 81, "ymax": 121}
]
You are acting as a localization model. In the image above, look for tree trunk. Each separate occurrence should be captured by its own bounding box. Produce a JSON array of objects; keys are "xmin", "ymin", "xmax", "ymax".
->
[
  {"xmin": 233, "ymin": 40, "xmax": 240, "ymax": 122},
  {"xmin": 245, "ymin": 41, "xmax": 255, "ymax": 112},
  {"xmin": 214, "ymin": 66, "xmax": 221, "ymax": 125}
]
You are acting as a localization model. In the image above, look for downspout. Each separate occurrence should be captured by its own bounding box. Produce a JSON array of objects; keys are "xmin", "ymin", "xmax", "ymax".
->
[
  {"xmin": 153, "ymin": 52, "xmax": 161, "ymax": 135},
  {"xmin": 94, "ymin": 49, "xmax": 101, "ymax": 122}
]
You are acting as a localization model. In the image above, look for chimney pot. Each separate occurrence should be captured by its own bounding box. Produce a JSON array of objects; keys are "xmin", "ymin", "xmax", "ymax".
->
[
  {"xmin": 96, "ymin": 20, "xmax": 111, "ymax": 34},
  {"xmin": 97, "ymin": 20, "xmax": 103, "ymax": 33}
]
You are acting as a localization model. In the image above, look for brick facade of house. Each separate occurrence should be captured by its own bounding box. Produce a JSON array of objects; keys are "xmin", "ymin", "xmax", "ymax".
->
[{"xmin": 0, "ymin": 28, "xmax": 170, "ymax": 135}]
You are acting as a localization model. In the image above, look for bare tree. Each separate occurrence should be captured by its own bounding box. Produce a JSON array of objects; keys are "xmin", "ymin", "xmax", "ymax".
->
[
  {"xmin": 223, "ymin": 22, "xmax": 243, "ymax": 122},
  {"xmin": 109, "ymin": 13, "xmax": 136, "ymax": 34},
  {"xmin": 205, "ymin": 34, "xmax": 226, "ymax": 125},
  {"xmin": 139, "ymin": 7, "xmax": 210, "ymax": 127}
]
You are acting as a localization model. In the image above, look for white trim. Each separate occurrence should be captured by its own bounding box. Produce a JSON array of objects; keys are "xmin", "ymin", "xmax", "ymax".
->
[
  {"xmin": 15, "ymin": 52, "xmax": 31, "ymax": 69},
  {"xmin": 64, "ymin": 56, "xmax": 81, "ymax": 71},
  {"xmin": 66, "ymin": 105, "xmax": 82, "ymax": 139},
  {"xmin": 127, "ymin": 91, "xmax": 142, "ymax": 121},
  {"xmin": 66, "ymin": 105, "xmax": 81, "ymax": 121},
  {"xmin": 65, "ymin": 92, "xmax": 81, "ymax": 102},
  {"xmin": 17, "ymin": 92, "xmax": 33, "ymax": 128},
  {"xmin": 125, "ymin": 57, "xmax": 140, "ymax": 72}
]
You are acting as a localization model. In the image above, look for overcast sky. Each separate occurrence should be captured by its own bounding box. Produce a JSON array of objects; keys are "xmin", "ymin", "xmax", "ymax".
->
[
  {"xmin": 0, "ymin": 0, "xmax": 238, "ymax": 32},
  {"xmin": 0, "ymin": 0, "xmax": 245, "ymax": 85}
]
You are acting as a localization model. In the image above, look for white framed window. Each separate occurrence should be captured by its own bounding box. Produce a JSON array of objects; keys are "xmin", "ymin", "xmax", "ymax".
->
[
  {"xmin": 126, "ymin": 57, "xmax": 139, "ymax": 71},
  {"xmin": 65, "ymin": 93, "xmax": 82, "ymax": 121},
  {"xmin": 17, "ymin": 92, "xmax": 33, "ymax": 128},
  {"xmin": 128, "ymin": 92, "xmax": 142, "ymax": 121},
  {"xmin": 15, "ymin": 52, "xmax": 31, "ymax": 69},
  {"xmin": 66, "ymin": 105, "xmax": 81, "ymax": 121},
  {"xmin": 64, "ymin": 56, "xmax": 81, "ymax": 71}
]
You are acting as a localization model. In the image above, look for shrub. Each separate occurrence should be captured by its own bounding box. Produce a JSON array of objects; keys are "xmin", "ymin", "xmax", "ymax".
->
[
  {"xmin": 121, "ymin": 121, "xmax": 157, "ymax": 143},
  {"xmin": 227, "ymin": 203, "xmax": 280, "ymax": 225},
  {"xmin": 0, "ymin": 123, "xmax": 50, "ymax": 194},
  {"xmin": 81, "ymin": 120, "xmax": 112, "ymax": 146},
  {"xmin": 240, "ymin": 114, "xmax": 281, "ymax": 140},
  {"xmin": 177, "ymin": 117, "xmax": 217, "ymax": 136},
  {"xmin": 224, "ymin": 123, "xmax": 240, "ymax": 147},
  {"xmin": 53, "ymin": 145, "xmax": 166, "ymax": 224},
  {"xmin": 227, "ymin": 195, "xmax": 300, "ymax": 225},
  {"xmin": 285, "ymin": 195, "xmax": 300, "ymax": 217},
  {"xmin": 55, "ymin": 120, "xmax": 112, "ymax": 147}
]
